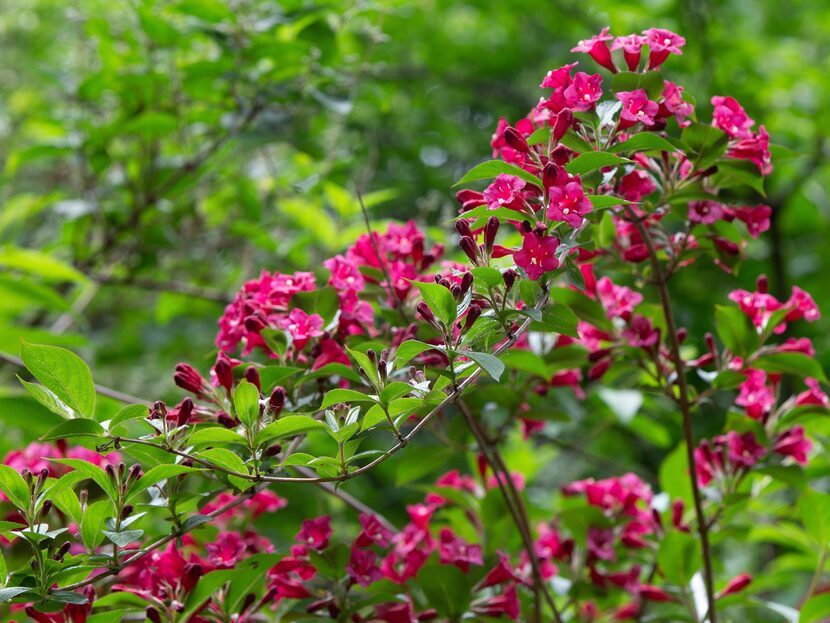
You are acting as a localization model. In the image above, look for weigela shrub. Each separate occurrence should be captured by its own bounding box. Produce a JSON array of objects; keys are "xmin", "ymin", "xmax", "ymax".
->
[{"xmin": 6, "ymin": 26, "xmax": 827, "ymax": 623}]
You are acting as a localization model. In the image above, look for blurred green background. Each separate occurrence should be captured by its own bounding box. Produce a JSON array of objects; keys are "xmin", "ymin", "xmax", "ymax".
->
[{"xmin": 1, "ymin": 0, "xmax": 829, "ymax": 596}]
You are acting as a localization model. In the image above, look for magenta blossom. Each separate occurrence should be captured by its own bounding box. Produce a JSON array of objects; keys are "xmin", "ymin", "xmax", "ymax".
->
[
  {"xmin": 688, "ymin": 200, "xmax": 726, "ymax": 225},
  {"xmin": 642, "ymin": 28, "xmax": 685, "ymax": 68},
  {"xmin": 563, "ymin": 72, "xmax": 604, "ymax": 111},
  {"xmin": 296, "ymin": 516, "xmax": 331, "ymax": 550},
  {"xmin": 711, "ymin": 96, "xmax": 754, "ymax": 139},
  {"xmin": 612, "ymin": 34, "xmax": 647, "ymax": 71},
  {"xmin": 728, "ymin": 125, "xmax": 772, "ymax": 175},
  {"xmin": 278, "ymin": 308, "xmax": 324, "ymax": 350},
  {"xmin": 513, "ymin": 232, "xmax": 560, "ymax": 280},
  {"xmin": 617, "ymin": 90, "xmax": 659, "ymax": 127},
  {"xmin": 595, "ymin": 276, "xmax": 643, "ymax": 319},
  {"xmin": 662, "ymin": 81, "xmax": 694, "ymax": 127},
  {"xmin": 774, "ymin": 426, "xmax": 812, "ymax": 464},
  {"xmin": 618, "ymin": 169, "xmax": 656, "ymax": 202},
  {"xmin": 483, "ymin": 173, "xmax": 527, "ymax": 210},
  {"xmin": 733, "ymin": 204, "xmax": 771, "ymax": 238},
  {"xmin": 736, "ymin": 370, "xmax": 776, "ymax": 420},
  {"xmin": 571, "ymin": 27, "xmax": 616, "ymax": 73},
  {"xmin": 547, "ymin": 181, "xmax": 592, "ymax": 226}
]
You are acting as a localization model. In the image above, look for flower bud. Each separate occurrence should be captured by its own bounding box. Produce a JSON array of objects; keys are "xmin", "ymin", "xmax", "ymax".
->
[
  {"xmin": 459, "ymin": 236, "xmax": 479, "ymax": 264},
  {"xmin": 55, "ymin": 541, "xmax": 72, "ymax": 561},
  {"xmin": 263, "ymin": 443, "xmax": 282, "ymax": 457},
  {"xmin": 503, "ymin": 269, "xmax": 518, "ymax": 292},
  {"xmin": 121, "ymin": 504, "xmax": 134, "ymax": 520},
  {"xmin": 464, "ymin": 304, "xmax": 482, "ymax": 330},
  {"xmin": 756, "ymin": 274, "xmax": 768, "ymax": 294},
  {"xmin": 718, "ymin": 573, "xmax": 752, "ymax": 598},
  {"xmin": 182, "ymin": 563, "xmax": 203, "ymax": 592},
  {"xmin": 243, "ymin": 366, "xmax": 261, "ymax": 391},
  {"xmin": 128, "ymin": 463, "xmax": 143, "ymax": 483},
  {"xmin": 552, "ymin": 109, "xmax": 574, "ymax": 141},
  {"xmin": 174, "ymin": 363, "xmax": 206, "ymax": 396},
  {"xmin": 503, "ymin": 126, "xmax": 531, "ymax": 154},
  {"xmin": 542, "ymin": 162, "xmax": 562, "ymax": 191},
  {"xmin": 588, "ymin": 358, "xmax": 611, "ymax": 381},
  {"xmin": 41, "ymin": 499, "xmax": 52, "ymax": 516},
  {"xmin": 416, "ymin": 301, "xmax": 437, "ymax": 326},
  {"xmin": 484, "ymin": 216, "xmax": 500, "ymax": 254},
  {"xmin": 243, "ymin": 313, "xmax": 268, "ymax": 333},
  {"xmin": 213, "ymin": 353, "xmax": 234, "ymax": 393},
  {"xmin": 455, "ymin": 219, "xmax": 474, "ymax": 239},
  {"xmin": 176, "ymin": 397, "xmax": 194, "ymax": 428},
  {"xmin": 713, "ymin": 236, "xmax": 740, "ymax": 255},
  {"xmin": 450, "ymin": 284, "xmax": 462, "ymax": 299},
  {"xmin": 216, "ymin": 411, "xmax": 236, "ymax": 428},
  {"xmin": 269, "ymin": 387, "xmax": 285, "ymax": 417},
  {"xmin": 146, "ymin": 607, "xmax": 162, "ymax": 623},
  {"xmin": 460, "ymin": 271, "xmax": 473, "ymax": 296}
]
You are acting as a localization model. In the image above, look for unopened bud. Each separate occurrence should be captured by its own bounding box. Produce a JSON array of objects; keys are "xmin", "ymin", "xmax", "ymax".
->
[
  {"xmin": 503, "ymin": 269, "xmax": 518, "ymax": 292},
  {"xmin": 174, "ymin": 363, "xmax": 206, "ymax": 396},
  {"xmin": 460, "ymin": 271, "xmax": 473, "ymax": 296},
  {"xmin": 484, "ymin": 216, "xmax": 500, "ymax": 254},
  {"xmin": 41, "ymin": 499, "xmax": 53, "ymax": 516},
  {"xmin": 464, "ymin": 304, "xmax": 482, "ymax": 330},
  {"xmin": 455, "ymin": 219, "xmax": 474, "ymax": 239},
  {"xmin": 216, "ymin": 411, "xmax": 236, "ymax": 428},
  {"xmin": 542, "ymin": 162, "xmax": 562, "ymax": 191},
  {"xmin": 176, "ymin": 397, "xmax": 194, "ymax": 428},
  {"xmin": 416, "ymin": 301, "xmax": 437, "ymax": 325},
  {"xmin": 269, "ymin": 387, "xmax": 285, "ymax": 417},
  {"xmin": 504, "ymin": 126, "xmax": 531, "ymax": 154},
  {"xmin": 552, "ymin": 109, "xmax": 573, "ymax": 142},
  {"xmin": 121, "ymin": 504, "xmax": 134, "ymax": 520},
  {"xmin": 459, "ymin": 236, "xmax": 479, "ymax": 264},
  {"xmin": 756, "ymin": 274, "xmax": 768, "ymax": 294},
  {"xmin": 146, "ymin": 607, "xmax": 162, "ymax": 623}
]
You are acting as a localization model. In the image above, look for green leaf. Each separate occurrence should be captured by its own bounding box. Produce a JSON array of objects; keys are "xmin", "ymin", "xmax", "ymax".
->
[
  {"xmin": 753, "ymin": 352, "xmax": 828, "ymax": 383},
  {"xmin": 610, "ymin": 71, "xmax": 665, "ymax": 99},
  {"xmin": 801, "ymin": 593, "xmax": 830, "ymax": 623},
  {"xmin": 526, "ymin": 126, "xmax": 551, "ymax": 145},
  {"xmin": 0, "ymin": 247, "xmax": 86, "ymax": 283},
  {"xmin": 549, "ymin": 286, "xmax": 611, "ymax": 331},
  {"xmin": 255, "ymin": 416, "xmax": 325, "ymax": 447},
  {"xmin": 394, "ymin": 340, "xmax": 437, "ymax": 367},
  {"xmin": 528, "ymin": 303, "xmax": 579, "ymax": 337},
  {"xmin": 18, "ymin": 379, "xmax": 75, "ymax": 419},
  {"xmin": 128, "ymin": 464, "xmax": 201, "ymax": 501},
  {"xmin": 41, "ymin": 419, "xmax": 104, "ymax": 441},
  {"xmin": 658, "ymin": 531, "xmax": 702, "ymax": 585},
  {"xmin": 189, "ymin": 427, "xmax": 249, "ymax": 447},
  {"xmin": 609, "ymin": 133, "xmax": 678, "ymax": 154},
  {"xmin": 411, "ymin": 280, "xmax": 457, "ymax": 326},
  {"xmin": 711, "ymin": 159, "xmax": 766, "ymax": 195},
  {"xmin": 565, "ymin": 152, "xmax": 631, "ymax": 176},
  {"xmin": 416, "ymin": 563, "xmax": 472, "ymax": 618},
  {"xmin": 81, "ymin": 500, "xmax": 112, "ymax": 549},
  {"xmin": 715, "ymin": 305, "xmax": 759, "ymax": 358},
  {"xmin": 198, "ymin": 448, "xmax": 252, "ymax": 491},
  {"xmin": 586, "ymin": 194, "xmax": 633, "ymax": 209},
  {"xmin": 102, "ymin": 529, "xmax": 143, "ymax": 548},
  {"xmin": 20, "ymin": 342, "xmax": 96, "ymax": 419},
  {"xmin": 467, "ymin": 351, "xmax": 505, "ymax": 381},
  {"xmin": 454, "ymin": 160, "xmax": 542, "ymax": 189},
  {"xmin": 681, "ymin": 122, "xmax": 729, "ymax": 169},
  {"xmin": 0, "ymin": 466, "xmax": 29, "ymax": 510},
  {"xmin": 799, "ymin": 490, "xmax": 830, "ymax": 546},
  {"xmin": 233, "ymin": 380, "xmax": 260, "ymax": 429},
  {"xmin": 107, "ymin": 404, "xmax": 149, "ymax": 433},
  {"xmin": 51, "ymin": 459, "xmax": 116, "ymax": 502},
  {"xmin": 181, "ymin": 570, "xmax": 234, "ymax": 620},
  {"xmin": 0, "ymin": 587, "xmax": 30, "ymax": 603},
  {"xmin": 559, "ymin": 130, "xmax": 593, "ymax": 153},
  {"xmin": 321, "ymin": 388, "xmax": 376, "ymax": 409}
]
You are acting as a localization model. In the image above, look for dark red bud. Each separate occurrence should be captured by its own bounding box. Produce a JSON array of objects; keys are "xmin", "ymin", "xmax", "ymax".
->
[
  {"xmin": 416, "ymin": 301, "xmax": 437, "ymax": 325},
  {"xmin": 244, "ymin": 366, "xmax": 261, "ymax": 391},
  {"xmin": 503, "ymin": 269, "xmax": 518, "ymax": 292},
  {"xmin": 121, "ymin": 504, "xmax": 134, "ymax": 520},
  {"xmin": 146, "ymin": 607, "xmax": 162, "ymax": 623},
  {"xmin": 588, "ymin": 358, "xmax": 612, "ymax": 381},
  {"xmin": 174, "ymin": 363, "xmax": 206, "ymax": 396},
  {"xmin": 464, "ymin": 304, "xmax": 482, "ymax": 330},
  {"xmin": 504, "ymin": 126, "xmax": 531, "ymax": 154},
  {"xmin": 182, "ymin": 563, "xmax": 203, "ymax": 592},
  {"xmin": 459, "ymin": 236, "xmax": 479, "ymax": 264},
  {"xmin": 216, "ymin": 411, "xmax": 236, "ymax": 428},
  {"xmin": 552, "ymin": 109, "xmax": 574, "ymax": 141},
  {"xmin": 484, "ymin": 216, "xmax": 500, "ymax": 253},
  {"xmin": 176, "ymin": 397, "xmax": 194, "ymax": 428},
  {"xmin": 269, "ymin": 387, "xmax": 285, "ymax": 417},
  {"xmin": 455, "ymin": 219, "xmax": 474, "ymax": 239},
  {"xmin": 243, "ymin": 313, "xmax": 268, "ymax": 333},
  {"xmin": 542, "ymin": 162, "xmax": 561, "ymax": 191},
  {"xmin": 460, "ymin": 271, "xmax": 473, "ymax": 296},
  {"xmin": 676, "ymin": 328, "xmax": 687, "ymax": 344},
  {"xmin": 757, "ymin": 274, "xmax": 768, "ymax": 294}
]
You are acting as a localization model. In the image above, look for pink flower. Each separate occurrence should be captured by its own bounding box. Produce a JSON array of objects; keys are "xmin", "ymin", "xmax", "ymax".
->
[
  {"xmin": 724, "ymin": 430, "xmax": 766, "ymax": 468},
  {"xmin": 612, "ymin": 34, "xmax": 647, "ymax": 71},
  {"xmin": 595, "ymin": 276, "xmax": 643, "ymax": 319},
  {"xmin": 479, "ymin": 551, "xmax": 521, "ymax": 588},
  {"xmin": 662, "ymin": 81, "xmax": 694, "ymax": 127},
  {"xmin": 278, "ymin": 308, "xmax": 324, "ymax": 350},
  {"xmin": 796, "ymin": 378, "xmax": 829, "ymax": 408},
  {"xmin": 728, "ymin": 285, "xmax": 783, "ymax": 332},
  {"xmin": 571, "ymin": 27, "xmax": 616, "ymax": 73},
  {"xmin": 324, "ymin": 254, "xmax": 365, "ymax": 292},
  {"xmin": 736, "ymin": 370, "xmax": 776, "ymax": 420},
  {"xmin": 346, "ymin": 548, "xmax": 382, "ymax": 587},
  {"xmin": 617, "ymin": 90, "xmax": 659, "ymax": 127},
  {"xmin": 202, "ymin": 490, "xmax": 287, "ymax": 522},
  {"xmin": 472, "ymin": 584, "xmax": 521, "ymax": 621},
  {"xmin": 483, "ymin": 174, "xmax": 527, "ymax": 210},
  {"xmin": 733, "ymin": 204, "xmax": 771, "ymax": 238},
  {"xmin": 774, "ymin": 426, "xmax": 811, "ymax": 464},
  {"xmin": 296, "ymin": 516, "xmax": 331, "ymax": 550},
  {"xmin": 728, "ymin": 126, "xmax": 772, "ymax": 175},
  {"xmin": 540, "ymin": 62, "xmax": 577, "ymax": 90},
  {"xmin": 438, "ymin": 528, "xmax": 483, "ymax": 572},
  {"xmin": 718, "ymin": 573, "xmax": 753, "ymax": 598},
  {"xmin": 711, "ymin": 96, "xmax": 754, "ymax": 139},
  {"xmin": 563, "ymin": 72, "xmax": 604, "ymax": 111},
  {"xmin": 355, "ymin": 513, "xmax": 394, "ymax": 549},
  {"xmin": 513, "ymin": 232, "xmax": 560, "ymax": 280},
  {"xmin": 312, "ymin": 336, "xmax": 351, "ymax": 370},
  {"xmin": 785, "ymin": 286, "xmax": 820, "ymax": 323},
  {"xmin": 623, "ymin": 315, "xmax": 659, "ymax": 348},
  {"xmin": 642, "ymin": 28, "xmax": 685, "ymax": 68},
  {"xmin": 688, "ymin": 200, "xmax": 726, "ymax": 224},
  {"xmin": 618, "ymin": 169, "xmax": 656, "ymax": 202},
  {"xmin": 547, "ymin": 181, "xmax": 592, "ymax": 226}
]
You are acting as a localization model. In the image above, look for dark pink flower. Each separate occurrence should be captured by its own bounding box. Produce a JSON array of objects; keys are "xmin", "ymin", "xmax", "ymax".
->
[
  {"xmin": 728, "ymin": 126, "xmax": 772, "ymax": 175},
  {"xmin": 278, "ymin": 308, "xmax": 324, "ymax": 350},
  {"xmin": 540, "ymin": 62, "xmax": 577, "ymax": 90},
  {"xmin": 662, "ymin": 81, "xmax": 693, "ymax": 126},
  {"xmin": 618, "ymin": 169, "xmax": 656, "ymax": 202},
  {"xmin": 571, "ymin": 27, "xmax": 616, "ymax": 73},
  {"xmin": 711, "ymin": 96, "xmax": 754, "ymax": 139},
  {"xmin": 785, "ymin": 286, "xmax": 820, "ymax": 323},
  {"xmin": 622, "ymin": 315, "xmax": 659, "ymax": 348},
  {"xmin": 728, "ymin": 285, "xmax": 783, "ymax": 332},
  {"xmin": 796, "ymin": 378, "xmax": 829, "ymax": 408},
  {"xmin": 346, "ymin": 548, "xmax": 382, "ymax": 587},
  {"xmin": 563, "ymin": 72, "xmax": 604, "ymax": 111},
  {"xmin": 355, "ymin": 513, "xmax": 394, "ymax": 549},
  {"xmin": 324, "ymin": 254, "xmax": 365, "ymax": 292},
  {"xmin": 548, "ymin": 181, "xmax": 592, "ymax": 226},
  {"xmin": 724, "ymin": 430, "xmax": 766, "ymax": 468},
  {"xmin": 733, "ymin": 204, "xmax": 771, "ymax": 238},
  {"xmin": 688, "ymin": 200, "xmax": 726, "ymax": 225},
  {"xmin": 296, "ymin": 516, "xmax": 331, "ymax": 550},
  {"xmin": 643, "ymin": 28, "xmax": 685, "ymax": 68},
  {"xmin": 595, "ymin": 276, "xmax": 643, "ymax": 319},
  {"xmin": 774, "ymin": 426, "xmax": 811, "ymax": 464},
  {"xmin": 438, "ymin": 528, "xmax": 483, "ymax": 572},
  {"xmin": 483, "ymin": 174, "xmax": 527, "ymax": 210},
  {"xmin": 617, "ymin": 90, "xmax": 659, "ymax": 127},
  {"xmin": 736, "ymin": 370, "xmax": 776, "ymax": 420},
  {"xmin": 513, "ymin": 232, "xmax": 560, "ymax": 280},
  {"xmin": 479, "ymin": 551, "xmax": 521, "ymax": 588},
  {"xmin": 472, "ymin": 584, "xmax": 521, "ymax": 621},
  {"xmin": 612, "ymin": 34, "xmax": 647, "ymax": 71}
]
